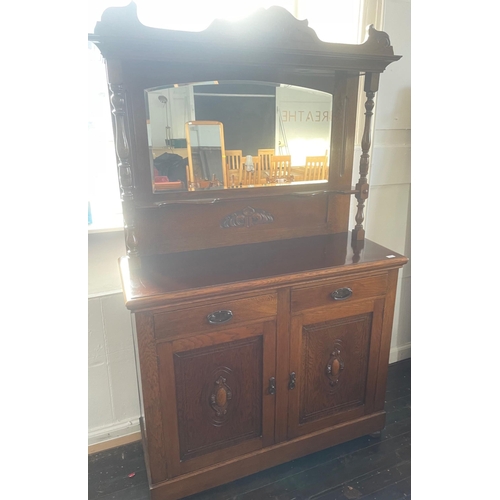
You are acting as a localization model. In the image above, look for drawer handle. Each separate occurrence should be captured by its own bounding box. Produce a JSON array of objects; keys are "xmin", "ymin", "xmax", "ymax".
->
[
  {"xmin": 207, "ymin": 310, "xmax": 233, "ymax": 324},
  {"xmin": 330, "ymin": 287, "xmax": 353, "ymax": 301}
]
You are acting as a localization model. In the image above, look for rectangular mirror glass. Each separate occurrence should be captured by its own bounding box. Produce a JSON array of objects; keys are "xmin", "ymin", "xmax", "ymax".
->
[{"xmin": 145, "ymin": 81, "xmax": 333, "ymax": 192}]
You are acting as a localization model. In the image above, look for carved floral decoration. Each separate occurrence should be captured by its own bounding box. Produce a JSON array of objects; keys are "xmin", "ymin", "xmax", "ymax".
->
[{"xmin": 220, "ymin": 206, "xmax": 274, "ymax": 228}]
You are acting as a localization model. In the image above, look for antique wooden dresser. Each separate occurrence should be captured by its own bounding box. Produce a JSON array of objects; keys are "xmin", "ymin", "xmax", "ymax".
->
[{"xmin": 90, "ymin": 3, "xmax": 408, "ymax": 499}]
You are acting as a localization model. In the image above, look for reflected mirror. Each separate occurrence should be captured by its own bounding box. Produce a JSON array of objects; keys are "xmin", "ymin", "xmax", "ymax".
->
[
  {"xmin": 186, "ymin": 121, "xmax": 226, "ymax": 190},
  {"xmin": 146, "ymin": 82, "xmax": 332, "ymax": 192}
]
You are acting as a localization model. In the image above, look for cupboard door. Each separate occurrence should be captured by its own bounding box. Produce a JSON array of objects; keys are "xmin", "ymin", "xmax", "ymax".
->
[
  {"xmin": 157, "ymin": 321, "xmax": 276, "ymax": 477},
  {"xmin": 288, "ymin": 299, "xmax": 384, "ymax": 439}
]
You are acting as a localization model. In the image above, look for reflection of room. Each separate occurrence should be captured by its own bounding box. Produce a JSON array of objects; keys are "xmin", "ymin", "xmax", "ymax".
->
[
  {"xmin": 146, "ymin": 82, "xmax": 332, "ymax": 191},
  {"xmin": 276, "ymin": 85, "xmax": 332, "ymax": 165},
  {"xmin": 146, "ymin": 86, "xmax": 194, "ymax": 191}
]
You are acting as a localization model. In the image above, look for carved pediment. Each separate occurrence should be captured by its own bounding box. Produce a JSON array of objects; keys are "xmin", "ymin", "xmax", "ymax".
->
[
  {"xmin": 362, "ymin": 24, "xmax": 392, "ymax": 50},
  {"xmin": 93, "ymin": 2, "xmax": 398, "ymax": 61},
  {"xmin": 97, "ymin": 1, "xmax": 143, "ymax": 30},
  {"xmin": 94, "ymin": 2, "xmax": 321, "ymax": 46},
  {"xmin": 205, "ymin": 6, "xmax": 322, "ymax": 45}
]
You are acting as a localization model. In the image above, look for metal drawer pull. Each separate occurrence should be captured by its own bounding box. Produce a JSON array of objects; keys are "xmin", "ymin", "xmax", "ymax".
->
[
  {"xmin": 289, "ymin": 372, "xmax": 296, "ymax": 390},
  {"xmin": 207, "ymin": 310, "xmax": 233, "ymax": 324},
  {"xmin": 330, "ymin": 287, "xmax": 353, "ymax": 301}
]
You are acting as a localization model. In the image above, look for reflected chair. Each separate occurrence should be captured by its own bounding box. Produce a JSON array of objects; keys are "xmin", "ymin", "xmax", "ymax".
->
[
  {"xmin": 304, "ymin": 155, "xmax": 328, "ymax": 181},
  {"xmin": 224, "ymin": 150, "xmax": 243, "ymax": 187},
  {"xmin": 270, "ymin": 155, "xmax": 292, "ymax": 181},
  {"xmin": 258, "ymin": 149, "xmax": 274, "ymax": 184},
  {"xmin": 239, "ymin": 156, "xmax": 260, "ymax": 187}
]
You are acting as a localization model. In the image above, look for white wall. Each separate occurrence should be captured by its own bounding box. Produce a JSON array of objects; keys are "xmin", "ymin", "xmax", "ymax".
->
[
  {"xmin": 88, "ymin": 232, "xmax": 141, "ymax": 445},
  {"xmin": 88, "ymin": 1, "xmax": 411, "ymax": 446},
  {"xmin": 364, "ymin": 0, "xmax": 411, "ymax": 362}
]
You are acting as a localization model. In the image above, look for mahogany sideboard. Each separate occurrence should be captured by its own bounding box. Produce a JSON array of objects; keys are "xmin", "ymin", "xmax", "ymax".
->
[
  {"xmin": 119, "ymin": 234, "xmax": 407, "ymax": 499},
  {"xmin": 90, "ymin": 3, "xmax": 408, "ymax": 499}
]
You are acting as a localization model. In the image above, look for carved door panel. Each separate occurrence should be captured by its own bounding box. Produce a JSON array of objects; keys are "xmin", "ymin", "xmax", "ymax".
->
[
  {"xmin": 288, "ymin": 299, "xmax": 384, "ymax": 439},
  {"xmin": 157, "ymin": 320, "xmax": 276, "ymax": 477}
]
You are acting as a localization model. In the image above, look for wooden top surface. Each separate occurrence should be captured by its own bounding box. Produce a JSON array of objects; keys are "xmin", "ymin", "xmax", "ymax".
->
[{"xmin": 119, "ymin": 232, "xmax": 408, "ymax": 310}]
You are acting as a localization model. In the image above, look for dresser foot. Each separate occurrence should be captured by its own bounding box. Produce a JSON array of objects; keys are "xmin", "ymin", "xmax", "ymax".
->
[{"xmin": 369, "ymin": 431, "xmax": 382, "ymax": 439}]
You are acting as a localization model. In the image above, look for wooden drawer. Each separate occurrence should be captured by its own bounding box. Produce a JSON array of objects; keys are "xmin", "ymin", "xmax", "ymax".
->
[
  {"xmin": 291, "ymin": 274, "xmax": 387, "ymax": 313},
  {"xmin": 153, "ymin": 293, "xmax": 277, "ymax": 340}
]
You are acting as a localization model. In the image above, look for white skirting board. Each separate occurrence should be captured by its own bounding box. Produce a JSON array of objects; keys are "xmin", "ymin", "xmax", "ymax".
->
[
  {"xmin": 389, "ymin": 343, "xmax": 411, "ymax": 363},
  {"xmin": 88, "ymin": 419, "xmax": 141, "ymax": 452}
]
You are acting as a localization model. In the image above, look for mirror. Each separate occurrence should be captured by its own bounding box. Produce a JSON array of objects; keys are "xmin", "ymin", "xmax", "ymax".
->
[
  {"xmin": 146, "ymin": 82, "xmax": 333, "ymax": 192},
  {"xmin": 186, "ymin": 121, "xmax": 226, "ymax": 190}
]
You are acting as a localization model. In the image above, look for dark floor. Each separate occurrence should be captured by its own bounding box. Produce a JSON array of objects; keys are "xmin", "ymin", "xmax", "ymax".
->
[{"xmin": 89, "ymin": 359, "xmax": 410, "ymax": 500}]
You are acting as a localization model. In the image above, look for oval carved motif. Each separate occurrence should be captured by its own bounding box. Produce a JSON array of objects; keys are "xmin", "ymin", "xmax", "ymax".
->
[
  {"xmin": 208, "ymin": 373, "xmax": 233, "ymax": 425},
  {"xmin": 325, "ymin": 340, "xmax": 344, "ymax": 388}
]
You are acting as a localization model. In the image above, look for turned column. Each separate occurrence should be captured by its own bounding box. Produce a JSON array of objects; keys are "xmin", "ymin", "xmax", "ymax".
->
[
  {"xmin": 109, "ymin": 82, "xmax": 139, "ymax": 259},
  {"xmin": 352, "ymin": 72, "xmax": 380, "ymax": 243}
]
